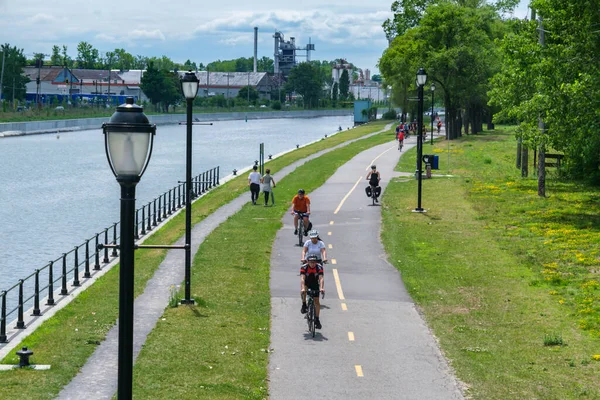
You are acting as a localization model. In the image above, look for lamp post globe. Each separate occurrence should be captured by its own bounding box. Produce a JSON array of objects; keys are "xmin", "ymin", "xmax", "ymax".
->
[
  {"xmin": 180, "ymin": 71, "xmax": 199, "ymax": 305},
  {"xmin": 181, "ymin": 71, "xmax": 200, "ymax": 100},
  {"xmin": 102, "ymin": 97, "xmax": 156, "ymax": 400}
]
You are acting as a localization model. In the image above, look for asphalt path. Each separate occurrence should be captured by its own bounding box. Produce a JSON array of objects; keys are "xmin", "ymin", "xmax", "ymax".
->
[{"xmin": 268, "ymin": 135, "xmax": 465, "ymax": 399}]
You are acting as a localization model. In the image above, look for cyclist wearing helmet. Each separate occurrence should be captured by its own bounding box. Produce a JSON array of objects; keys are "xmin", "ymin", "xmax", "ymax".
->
[
  {"xmin": 300, "ymin": 254, "xmax": 324, "ymax": 329},
  {"xmin": 290, "ymin": 189, "xmax": 311, "ymax": 236},
  {"xmin": 302, "ymin": 229, "xmax": 327, "ymax": 264},
  {"xmin": 366, "ymin": 165, "xmax": 381, "ymax": 202}
]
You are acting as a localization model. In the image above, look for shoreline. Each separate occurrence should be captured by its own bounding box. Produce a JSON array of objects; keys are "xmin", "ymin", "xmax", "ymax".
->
[{"xmin": 0, "ymin": 109, "xmax": 353, "ymax": 137}]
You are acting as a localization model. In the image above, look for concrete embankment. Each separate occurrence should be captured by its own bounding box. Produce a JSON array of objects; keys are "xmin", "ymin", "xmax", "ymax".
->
[{"xmin": 0, "ymin": 109, "xmax": 353, "ymax": 137}]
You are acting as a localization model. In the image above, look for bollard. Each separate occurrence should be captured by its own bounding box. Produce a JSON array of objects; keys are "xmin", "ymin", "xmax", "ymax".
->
[
  {"xmin": 84, "ymin": 240, "xmax": 91, "ymax": 278},
  {"xmin": 16, "ymin": 280, "xmax": 25, "ymax": 329},
  {"xmin": 141, "ymin": 206, "xmax": 146, "ymax": 236},
  {"xmin": 268, "ymin": 154, "xmax": 272, "ymax": 160},
  {"xmin": 73, "ymin": 246, "xmax": 80, "ymax": 286},
  {"xmin": 178, "ymin": 185, "xmax": 182, "ymax": 208},
  {"xmin": 157, "ymin": 196, "xmax": 162, "ymax": 223},
  {"xmin": 147, "ymin": 203, "xmax": 152, "ymax": 232},
  {"xmin": 233, "ymin": 169, "xmax": 237, "ymax": 176},
  {"xmin": 296, "ymin": 144, "xmax": 299, "ymax": 148},
  {"xmin": 33, "ymin": 270, "xmax": 41, "ymax": 316},
  {"xmin": 111, "ymin": 224, "xmax": 118, "ymax": 257},
  {"xmin": 94, "ymin": 235, "xmax": 101, "ymax": 270},
  {"xmin": 216, "ymin": 166, "xmax": 220, "ymax": 185},
  {"xmin": 60, "ymin": 254, "xmax": 68, "ymax": 295},
  {"xmin": 16, "ymin": 347, "xmax": 33, "ymax": 367},
  {"xmin": 168, "ymin": 190, "xmax": 172, "ymax": 214},
  {"xmin": 0, "ymin": 291, "xmax": 7, "ymax": 342},
  {"xmin": 162, "ymin": 193, "xmax": 167, "ymax": 219},
  {"xmin": 135, "ymin": 210, "xmax": 140, "ymax": 239},
  {"xmin": 47, "ymin": 261, "xmax": 55, "ymax": 305},
  {"xmin": 103, "ymin": 230, "xmax": 109, "ymax": 263},
  {"xmin": 153, "ymin": 199, "xmax": 158, "ymax": 226}
]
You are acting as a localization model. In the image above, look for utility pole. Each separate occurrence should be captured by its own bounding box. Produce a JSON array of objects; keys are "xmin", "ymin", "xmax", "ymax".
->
[
  {"xmin": 0, "ymin": 50, "xmax": 5, "ymax": 103},
  {"xmin": 537, "ymin": 14, "xmax": 546, "ymax": 197}
]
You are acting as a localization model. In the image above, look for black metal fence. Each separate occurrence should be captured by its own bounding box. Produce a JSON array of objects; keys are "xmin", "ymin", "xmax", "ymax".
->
[{"xmin": 0, "ymin": 166, "xmax": 220, "ymax": 343}]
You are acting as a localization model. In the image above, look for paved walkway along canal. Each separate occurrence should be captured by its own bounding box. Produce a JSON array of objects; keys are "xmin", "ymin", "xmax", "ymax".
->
[
  {"xmin": 268, "ymin": 135, "xmax": 464, "ymax": 399},
  {"xmin": 57, "ymin": 124, "xmax": 399, "ymax": 399}
]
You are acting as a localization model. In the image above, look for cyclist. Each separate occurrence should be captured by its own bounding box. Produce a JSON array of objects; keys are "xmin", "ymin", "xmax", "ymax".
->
[
  {"xmin": 300, "ymin": 254, "xmax": 324, "ymax": 329},
  {"xmin": 396, "ymin": 129, "xmax": 405, "ymax": 151},
  {"xmin": 366, "ymin": 165, "xmax": 381, "ymax": 203},
  {"xmin": 301, "ymin": 230, "xmax": 327, "ymax": 263},
  {"xmin": 290, "ymin": 189, "xmax": 311, "ymax": 236}
]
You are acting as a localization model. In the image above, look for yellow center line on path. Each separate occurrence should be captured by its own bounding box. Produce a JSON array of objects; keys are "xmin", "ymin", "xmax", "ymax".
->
[
  {"xmin": 348, "ymin": 332, "xmax": 355, "ymax": 341},
  {"xmin": 341, "ymin": 303, "xmax": 347, "ymax": 311},
  {"xmin": 366, "ymin": 144, "xmax": 396, "ymax": 171},
  {"xmin": 328, "ymin": 232, "xmax": 332, "ymax": 236},
  {"xmin": 331, "ymin": 259, "xmax": 337, "ymax": 264},
  {"xmin": 330, "ymin": 221, "xmax": 334, "ymax": 225},
  {"xmin": 332, "ymin": 268, "xmax": 345, "ymax": 300},
  {"xmin": 355, "ymin": 365, "xmax": 364, "ymax": 377},
  {"xmin": 334, "ymin": 176, "xmax": 362, "ymax": 215},
  {"xmin": 328, "ymin": 244, "xmax": 332, "ymax": 249}
]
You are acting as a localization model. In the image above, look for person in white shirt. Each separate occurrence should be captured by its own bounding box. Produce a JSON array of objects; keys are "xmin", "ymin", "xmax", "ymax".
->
[
  {"xmin": 301, "ymin": 230, "xmax": 328, "ymax": 264},
  {"xmin": 248, "ymin": 165, "xmax": 261, "ymax": 205}
]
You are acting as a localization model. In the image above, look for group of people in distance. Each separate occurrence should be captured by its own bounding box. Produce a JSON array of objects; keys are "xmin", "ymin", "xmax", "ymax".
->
[
  {"xmin": 246, "ymin": 163, "xmax": 383, "ymax": 332},
  {"xmin": 248, "ymin": 165, "xmax": 276, "ymax": 206}
]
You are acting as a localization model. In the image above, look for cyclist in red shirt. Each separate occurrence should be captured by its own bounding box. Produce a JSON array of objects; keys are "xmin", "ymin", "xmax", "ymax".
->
[{"xmin": 300, "ymin": 254, "xmax": 325, "ymax": 329}]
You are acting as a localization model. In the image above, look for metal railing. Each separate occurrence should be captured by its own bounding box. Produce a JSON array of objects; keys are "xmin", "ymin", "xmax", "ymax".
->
[{"xmin": 0, "ymin": 166, "xmax": 220, "ymax": 343}]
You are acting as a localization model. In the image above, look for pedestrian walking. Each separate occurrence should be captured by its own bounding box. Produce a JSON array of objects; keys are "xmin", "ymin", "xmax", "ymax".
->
[
  {"xmin": 261, "ymin": 169, "xmax": 276, "ymax": 206},
  {"xmin": 248, "ymin": 165, "xmax": 261, "ymax": 205}
]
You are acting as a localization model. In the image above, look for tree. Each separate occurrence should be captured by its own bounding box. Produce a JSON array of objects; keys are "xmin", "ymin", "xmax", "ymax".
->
[
  {"xmin": 0, "ymin": 44, "xmax": 30, "ymax": 102},
  {"xmin": 286, "ymin": 63, "xmax": 323, "ymax": 109},
  {"xmin": 339, "ymin": 69, "xmax": 350, "ymax": 100},
  {"xmin": 257, "ymin": 56, "xmax": 274, "ymax": 73},
  {"xmin": 50, "ymin": 45, "xmax": 62, "ymax": 65},
  {"xmin": 332, "ymin": 82, "xmax": 339, "ymax": 106},
  {"xmin": 61, "ymin": 45, "xmax": 72, "ymax": 67},
  {"xmin": 140, "ymin": 61, "xmax": 166, "ymax": 110},
  {"xmin": 161, "ymin": 71, "xmax": 181, "ymax": 112},
  {"xmin": 237, "ymin": 85, "xmax": 259, "ymax": 103},
  {"xmin": 372, "ymin": 74, "xmax": 382, "ymax": 82},
  {"xmin": 183, "ymin": 59, "xmax": 197, "ymax": 71},
  {"xmin": 76, "ymin": 41, "xmax": 99, "ymax": 69}
]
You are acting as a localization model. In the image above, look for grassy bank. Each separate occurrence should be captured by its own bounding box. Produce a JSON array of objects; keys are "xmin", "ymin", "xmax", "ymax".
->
[
  {"xmin": 383, "ymin": 127, "xmax": 600, "ymax": 399},
  {"xmin": 0, "ymin": 120, "xmax": 391, "ymax": 399}
]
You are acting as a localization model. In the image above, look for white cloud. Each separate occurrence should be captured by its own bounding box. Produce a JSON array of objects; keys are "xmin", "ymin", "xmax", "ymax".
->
[{"xmin": 128, "ymin": 29, "xmax": 166, "ymax": 41}]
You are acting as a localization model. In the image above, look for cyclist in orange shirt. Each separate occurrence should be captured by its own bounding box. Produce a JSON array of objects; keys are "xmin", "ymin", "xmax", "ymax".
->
[{"xmin": 290, "ymin": 189, "xmax": 311, "ymax": 236}]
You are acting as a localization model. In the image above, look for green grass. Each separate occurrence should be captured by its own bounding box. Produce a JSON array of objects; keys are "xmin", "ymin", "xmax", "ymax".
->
[
  {"xmin": 0, "ymin": 120, "xmax": 391, "ymax": 399},
  {"xmin": 131, "ymin": 125, "xmax": 395, "ymax": 399},
  {"xmin": 383, "ymin": 127, "xmax": 600, "ymax": 399}
]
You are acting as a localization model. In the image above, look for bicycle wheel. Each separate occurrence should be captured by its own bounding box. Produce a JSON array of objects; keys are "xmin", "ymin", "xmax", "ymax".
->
[
  {"xmin": 298, "ymin": 219, "xmax": 304, "ymax": 247},
  {"xmin": 371, "ymin": 186, "xmax": 376, "ymax": 206},
  {"xmin": 308, "ymin": 299, "xmax": 315, "ymax": 337}
]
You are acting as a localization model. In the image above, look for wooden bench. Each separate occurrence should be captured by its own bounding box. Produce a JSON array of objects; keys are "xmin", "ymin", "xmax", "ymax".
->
[{"xmin": 545, "ymin": 153, "xmax": 564, "ymax": 168}]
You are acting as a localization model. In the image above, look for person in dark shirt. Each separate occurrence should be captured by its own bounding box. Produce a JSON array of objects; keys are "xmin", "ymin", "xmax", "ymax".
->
[{"xmin": 300, "ymin": 254, "xmax": 325, "ymax": 329}]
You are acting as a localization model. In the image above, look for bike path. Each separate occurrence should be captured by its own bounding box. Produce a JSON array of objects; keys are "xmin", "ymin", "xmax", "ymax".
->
[
  {"xmin": 269, "ymin": 136, "xmax": 464, "ymax": 399},
  {"xmin": 55, "ymin": 123, "xmax": 393, "ymax": 399}
]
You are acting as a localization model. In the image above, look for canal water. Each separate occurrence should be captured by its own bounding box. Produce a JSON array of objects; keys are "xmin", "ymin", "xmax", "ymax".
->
[{"xmin": 0, "ymin": 115, "xmax": 353, "ymax": 290}]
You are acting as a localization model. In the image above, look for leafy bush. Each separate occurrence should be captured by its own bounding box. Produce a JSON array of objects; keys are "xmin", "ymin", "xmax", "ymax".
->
[
  {"xmin": 271, "ymin": 101, "xmax": 281, "ymax": 110},
  {"xmin": 382, "ymin": 109, "xmax": 397, "ymax": 120}
]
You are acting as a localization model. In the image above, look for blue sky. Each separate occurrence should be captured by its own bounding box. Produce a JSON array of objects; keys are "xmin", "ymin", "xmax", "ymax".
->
[{"xmin": 0, "ymin": 0, "xmax": 530, "ymax": 75}]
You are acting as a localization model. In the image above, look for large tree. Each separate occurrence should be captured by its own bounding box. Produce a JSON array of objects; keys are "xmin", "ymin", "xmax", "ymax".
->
[
  {"xmin": 140, "ymin": 61, "xmax": 166, "ymax": 110},
  {"xmin": 286, "ymin": 62, "xmax": 323, "ymax": 109},
  {"xmin": 339, "ymin": 69, "xmax": 350, "ymax": 100},
  {"xmin": 0, "ymin": 44, "xmax": 30, "ymax": 102},
  {"xmin": 76, "ymin": 41, "xmax": 99, "ymax": 69}
]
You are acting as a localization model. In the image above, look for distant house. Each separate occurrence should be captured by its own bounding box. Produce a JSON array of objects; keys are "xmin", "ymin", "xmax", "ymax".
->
[
  {"xmin": 184, "ymin": 71, "xmax": 278, "ymax": 100},
  {"xmin": 23, "ymin": 66, "xmax": 148, "ymax": 103}
]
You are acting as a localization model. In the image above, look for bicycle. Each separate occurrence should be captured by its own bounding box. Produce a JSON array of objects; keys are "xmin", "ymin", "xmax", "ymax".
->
[
  {"xmin": 294, "ymin": 211, "xmax": 309, "ymax": 247},
  {"xmin": 305, "ymin": 288, "xmax": 324, "ymax": 337}
]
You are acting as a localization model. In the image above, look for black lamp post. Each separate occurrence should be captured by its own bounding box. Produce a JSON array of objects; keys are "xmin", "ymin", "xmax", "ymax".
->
[
  {"xmin": 102, "ymin": 97, "xmax": 156, "ymax": 399},
  {"xmin": 180, "ymin": 71, "xmax": 199, "ymax": 305},
  {"xmin": 430, "ymin": 82, "xmax": 435, "ymax": 145},
  {"xmin": 414, "ymin": 67, "xmax": 427, "ymax": 213}
]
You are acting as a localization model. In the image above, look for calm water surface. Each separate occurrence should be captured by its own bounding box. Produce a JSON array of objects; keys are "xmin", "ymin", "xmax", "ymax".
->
[{"xmin": 0, "ymin": 115, "xmax": 353, "ymax": 290}]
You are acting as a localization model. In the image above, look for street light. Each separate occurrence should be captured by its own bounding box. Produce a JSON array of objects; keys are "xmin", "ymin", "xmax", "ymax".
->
[
  {"xmin": 180, "ymin": 71, "xmax": 199, "ymax": 304},
  {"xmin": 414, "ymin": 67, "xmax": 427, "ymax": 213},
  {"xmin": 430, "ymin": 82, "xmax": 436, "ymax": 145},
  {"xmin": 102, "ymin": 97, "xmax": 156, "ymax": 399}
]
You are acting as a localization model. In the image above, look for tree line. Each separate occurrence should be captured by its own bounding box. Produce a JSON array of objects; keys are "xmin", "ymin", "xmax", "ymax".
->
[{"xmin": 380, "ymin": 0, "xmax": 599, "ymax": 184}]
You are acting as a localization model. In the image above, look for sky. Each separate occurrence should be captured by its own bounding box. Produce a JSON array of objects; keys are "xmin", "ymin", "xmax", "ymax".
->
[{"xmin": 0, "ymin": 0, "xmax": 530, "ymax": 75}]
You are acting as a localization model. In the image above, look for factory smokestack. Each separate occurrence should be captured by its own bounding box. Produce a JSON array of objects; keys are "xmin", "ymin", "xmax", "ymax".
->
[{"xmin": 253, "ymin": 27, "xmax": 258, "ymax": 73}]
